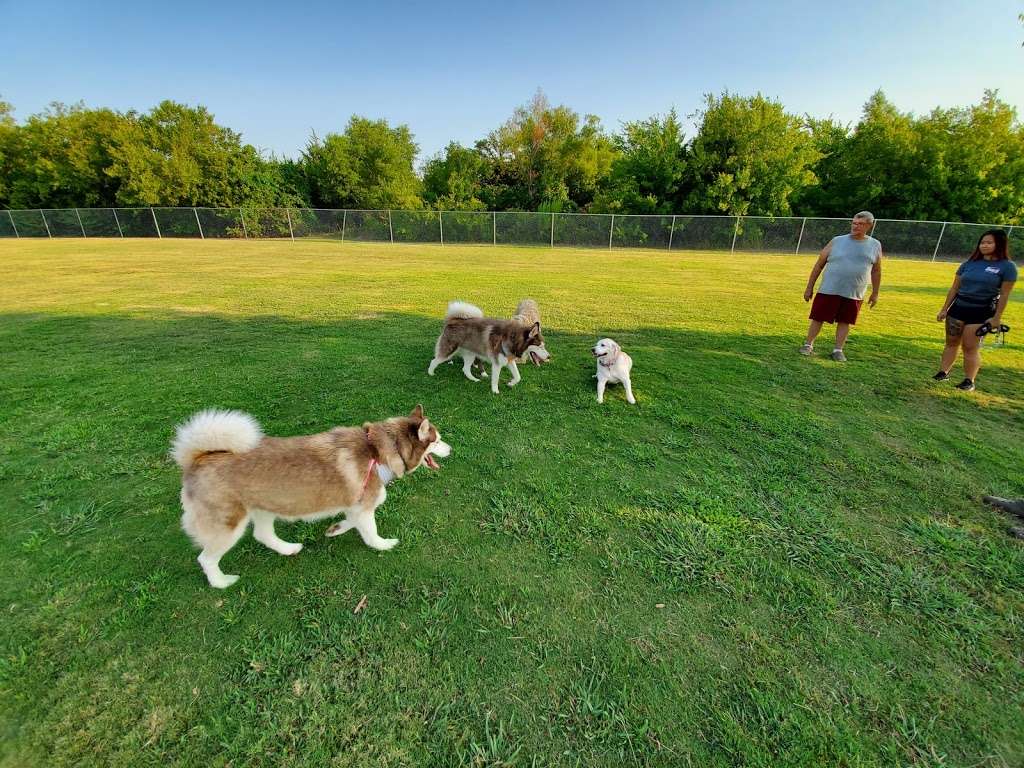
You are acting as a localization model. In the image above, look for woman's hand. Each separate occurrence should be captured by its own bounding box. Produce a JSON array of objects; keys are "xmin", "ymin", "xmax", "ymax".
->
[
  {"xmin": 803, "ymin": 287, "xmax": 813, "ymax": 302},
  {"xmin": 936, "ymin": 308, "xmax": 947, "ymax": 322}
]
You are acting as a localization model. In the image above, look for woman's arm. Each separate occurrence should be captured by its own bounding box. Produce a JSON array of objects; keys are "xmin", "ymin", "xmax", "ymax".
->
[
  {"xmin": 936, "ymin": 275, "xmax": 961, "ymax": 321},
  {"xmin": 989, "ymin": 280, "xmax": 1016, "ymax": 325}
]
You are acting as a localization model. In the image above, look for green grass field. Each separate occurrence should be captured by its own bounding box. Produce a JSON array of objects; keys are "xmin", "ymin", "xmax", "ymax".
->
[{"xmin": 1, "ymin": 239, "xmax": 1022, "ymax": 767}]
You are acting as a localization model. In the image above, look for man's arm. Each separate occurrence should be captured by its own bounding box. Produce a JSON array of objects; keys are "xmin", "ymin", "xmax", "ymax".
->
[
  {"xmin": 804, "ymin": 242, "xmax": 832, "ymax": 301},
  {"xmin": 868, "ymin": 251, "xmax": 882, "ymax": 307}
]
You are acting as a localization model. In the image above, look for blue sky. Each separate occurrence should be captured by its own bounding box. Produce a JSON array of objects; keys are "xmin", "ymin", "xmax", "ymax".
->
[{"xmin": 2, "ymin": 0, "xmax": 1022, "ymax": 165}]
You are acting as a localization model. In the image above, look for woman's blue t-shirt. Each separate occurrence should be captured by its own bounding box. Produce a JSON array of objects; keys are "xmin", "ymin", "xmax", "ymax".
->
[{"xmin": 955, "ymin": 258, "xmax": 1018, "ymax": 306}]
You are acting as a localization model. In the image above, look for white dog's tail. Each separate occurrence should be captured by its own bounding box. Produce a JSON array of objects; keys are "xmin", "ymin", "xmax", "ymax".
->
[
  {"xmin": 171, "ymin": 409, "xmax": 263, "ymax": 470},
  {"xmin": 446, "ymin": 300, "xmax": 484, "ymax": 320}
]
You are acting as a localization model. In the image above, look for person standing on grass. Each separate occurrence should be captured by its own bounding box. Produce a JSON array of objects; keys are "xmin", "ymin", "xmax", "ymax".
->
[
  {"xmin": 799, "ymin": 211, "xmax": 882, "ymax": 361},
  {"xmin": 933, "ymin": 229, "xmax": 1016, "ymax": 392}
]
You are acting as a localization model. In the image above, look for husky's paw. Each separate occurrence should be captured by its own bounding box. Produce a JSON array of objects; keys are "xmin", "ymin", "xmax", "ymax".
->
[
  {"xmin": 506, "ymin": 379, "xmax": 518, "ymax": 387},
  {"xmin": 278, "ymin": 542, "xmax": 303, "ymax": 556},
  {"xmin": 209, "ymin": 574, "xmax": 239, "ymax": 589},
  {"xmin": 370, "ymin": 538, "xmax": 399, "ymax": 551}
]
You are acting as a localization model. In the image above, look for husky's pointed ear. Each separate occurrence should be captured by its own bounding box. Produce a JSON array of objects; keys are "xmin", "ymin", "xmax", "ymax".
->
[
  {"xmin": 529, "ymin": 321, "xmax": 540, "ymax": 335},
  {"xmin": 418, "ymin": 418, "xmax": 432, "ymax": 442},
  {"xmin": 410, "ymin": 404, "xmax": 424, "ymax": 420}
]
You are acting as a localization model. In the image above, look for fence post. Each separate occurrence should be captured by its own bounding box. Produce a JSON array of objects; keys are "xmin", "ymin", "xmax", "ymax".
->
[
  {"xmin": 492, "ymin": 211, "xmax": 497, "ymax": 246},
  {"xmin": 8, "ymin": 210, "xmax": 19, "ymax": 238},
  {"xmin": 194, "ymin": 207, "xmax": 205, "ymax": 239},
  {"xmin": 730, "ymin": 216, "xmax": 739, "ymax": 254},
  {"xmin": 388, "ymin": 209, "xmax": 394, "ymax": 243},
  {"xmin": 285, "ymin": 208, "xmax": 294, "ymax": 241},
  {"xmin": 667, "ymin": 215, "xmax": 676, "ymax": 251},
  {"xmin": 341, "ymin": 210, "xmax": 347, "ymax": 242},
  {"xmin": 75, "ymin": 208, "xmax": 86, "ymax": 237},
  {"xmin": 550, "ymin": 212, "xmax": 555, "ymax": 248},
  {"xmin": 112, "ymin": 208, "xmax": 123, "ymax": 238},
  {"xmin": 239, "ymin": 208, "xmax": 248, "ymax": 239},
  {"xmin": 795, "ymin": 217, "xmax": 807, "ymax": 255},
  {"xmin": 931, "ymin": 221, "xmax": 947, "ymax": 262},
  {"xmin": 608, "ymin": 214, "xmax": 614, "ymax": 249},
  {"xmin": 151, "ymin": 207, "xmax": 162, "ymax": 238},
  {"xmin": 40, "ymin": 210, "xmax": 52, "ymax": 238},
  {"xmin": 439, "ymin": 210, "xmax": 444, "ymax": 245}
]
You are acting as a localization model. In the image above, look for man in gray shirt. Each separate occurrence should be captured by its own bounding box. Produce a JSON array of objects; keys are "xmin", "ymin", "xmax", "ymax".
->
[{"xmin": 799, "ymin": 211, "xmax": 883, "ymax": 361}]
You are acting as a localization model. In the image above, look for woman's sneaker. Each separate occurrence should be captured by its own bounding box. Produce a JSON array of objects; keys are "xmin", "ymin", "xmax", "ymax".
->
[
  {"xmin": 798, "ymin": 343, "xmax": 814, "ymax": 356},
  {"xmin": 932, "ymin": 370, "xmax": 950, "ymax": 381},
  {"xmin": 954, "ymin": 378, "xmax": 975, "ymax": 392},
  {"xmin": 830, "ymin": 349, "xmax": 847, "ymax": 362}
]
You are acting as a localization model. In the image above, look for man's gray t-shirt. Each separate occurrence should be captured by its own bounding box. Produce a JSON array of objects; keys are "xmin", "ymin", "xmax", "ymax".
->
[{"xmin": 818, "ymin": 234, "xmax": 882, "ymax": 300}]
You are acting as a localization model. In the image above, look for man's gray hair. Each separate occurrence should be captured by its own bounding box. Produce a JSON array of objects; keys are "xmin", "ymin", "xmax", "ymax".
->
[{"xmin": 853, "ymin": 210, "xmax": 875, "ymax": 224}]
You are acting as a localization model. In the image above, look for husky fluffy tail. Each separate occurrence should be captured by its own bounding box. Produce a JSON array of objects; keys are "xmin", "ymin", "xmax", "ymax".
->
[
  {"xmin": 171, "ymin": 409, "xmax": 263, "ymax": 470},
  {"xmin": 446, "ymin": 300, "xmax": 484, "ymax": 320}
]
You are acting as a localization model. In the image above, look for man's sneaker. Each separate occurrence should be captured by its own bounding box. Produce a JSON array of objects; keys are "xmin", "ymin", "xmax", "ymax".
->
[
  {"xmin": 798, "ymin": 343, "xmax": 814, "ymax": 356},
  {"xmin": 830, "ymin": 349, "xmax": 847, "ymax": 362},
  {"xmin": 954, "ymin": 378, "xmax": 975, "ymax": 392},
  {"xmin": 932, "ymin": 370, "xmax": 950, "ymax": 381}
]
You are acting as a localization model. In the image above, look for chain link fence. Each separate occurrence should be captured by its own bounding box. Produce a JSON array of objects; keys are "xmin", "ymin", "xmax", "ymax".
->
[{"xmin": 1, "ymin": 207, "xmax": 1019, "ymax": 261}]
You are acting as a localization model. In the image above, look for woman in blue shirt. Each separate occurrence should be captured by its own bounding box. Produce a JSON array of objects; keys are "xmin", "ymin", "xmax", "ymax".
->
[{"xmin": 934, "ymin": 229, "xmax": 1017, "ymax": 391}]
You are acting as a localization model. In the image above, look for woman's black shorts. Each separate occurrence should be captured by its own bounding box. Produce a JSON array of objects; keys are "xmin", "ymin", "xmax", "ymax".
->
[{"xmin": 948, "ymin": 298, "xmax": 995, "ymax": 325}]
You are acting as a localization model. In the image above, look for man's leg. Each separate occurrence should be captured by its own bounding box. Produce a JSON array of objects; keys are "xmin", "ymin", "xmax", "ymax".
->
[
  {"xmin": 804, "ymin": 319, "xmax": 824, "ymax": 346},
  {"xmin": 834, "ymin": 322, "xmax": 851, "ymax": 350}
]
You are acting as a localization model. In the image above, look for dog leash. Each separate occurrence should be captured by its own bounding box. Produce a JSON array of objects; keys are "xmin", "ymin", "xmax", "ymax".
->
[
  {"xmin": 975, "ymin": 321, "xmax": 1009, "ymax": 336},
  {"xmin": 976, "ymin": 322, "xmax": 1010, "ymax": 346}
]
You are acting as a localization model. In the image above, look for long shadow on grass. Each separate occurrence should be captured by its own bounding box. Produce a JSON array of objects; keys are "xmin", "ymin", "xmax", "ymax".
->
[{"xmin": 3, "ymin": 310, "xmax": 1024, "ymax": 767}]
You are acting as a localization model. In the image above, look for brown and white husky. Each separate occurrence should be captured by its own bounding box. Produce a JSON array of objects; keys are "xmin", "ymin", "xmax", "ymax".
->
[
  {"xmin": 172, "ymin": 406, "xmax": 451, "ymax": 588},
  {"xmin": 427, "ymin": 301, "xmax": 550, "ymax": 393}
]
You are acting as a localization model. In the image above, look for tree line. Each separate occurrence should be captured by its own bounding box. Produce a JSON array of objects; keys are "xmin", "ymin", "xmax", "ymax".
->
[{"xmin": 1, "ymin": 89, "xmax": 1021, "ymax": 224}]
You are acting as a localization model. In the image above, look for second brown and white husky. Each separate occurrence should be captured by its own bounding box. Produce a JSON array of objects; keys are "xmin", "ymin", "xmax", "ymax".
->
[{"xmin": 427, "ymin": 301, "xmax": 550, "ymax": 393}]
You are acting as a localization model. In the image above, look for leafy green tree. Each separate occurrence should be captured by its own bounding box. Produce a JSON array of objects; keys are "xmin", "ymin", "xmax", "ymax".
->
[
  {"xmin": 3, "ymin": 102, "xmax": 126, "ymax": 208},
  {"xmin": 237, "ymin": 155, "xmax": 310, "ymax": 208},
  {"xmin": 303, "ymin": 117, "xmax": 421, "ymax": 209},
  {"xmin": 0, "ymin": 98, "xmax": 16, "ymax": 206},
  {"xmin": 916, "ymin": 92, "xmax": 1023, "ymax": 223},
  {"xmin": 107, "ymin": 100, "xmax": 254, "ymax": 206},
  {"xmin": 682, "ymin": 91, "xmax": 821, "ymax": 216},
  {"xmin": 421, "ymin": 142, "xmax": 486, "ymax": 210},
  {"xmin": 798, "ymin": 90, "xmax": 1024, "ymax": 223},
  {"xmin": 591, "ymin": 110, "xmax": 687, "ymax": 214},
  {"xmin": 475, "ymin": 91, "xmax": 617, "ymax": 211}
]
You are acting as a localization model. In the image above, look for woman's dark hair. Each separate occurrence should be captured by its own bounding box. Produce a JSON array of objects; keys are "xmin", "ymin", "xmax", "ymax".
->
[{"xmin": 969, "ymin": 229, "xmax": 1010, "ymax": 261}]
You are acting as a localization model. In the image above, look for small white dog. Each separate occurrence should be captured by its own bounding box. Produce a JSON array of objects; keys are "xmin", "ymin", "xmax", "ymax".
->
[{"xmin": 592, "ymin": 338, "xmax": 636, "ymax": 404}]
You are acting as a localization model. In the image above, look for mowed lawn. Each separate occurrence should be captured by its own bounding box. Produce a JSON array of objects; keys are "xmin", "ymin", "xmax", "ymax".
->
[{"xmin": 1, "ymin": 238, "xmax": 1022, "ymax": 768}]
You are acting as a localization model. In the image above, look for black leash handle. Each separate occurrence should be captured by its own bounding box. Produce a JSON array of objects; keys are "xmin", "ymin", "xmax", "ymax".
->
[{"xmin": 975, "ymin": 322, "xmax": 1010, "ymax": 337}]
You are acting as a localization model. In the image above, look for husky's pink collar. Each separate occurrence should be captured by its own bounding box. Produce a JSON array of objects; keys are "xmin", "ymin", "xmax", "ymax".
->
[{"xmin": 359, "ymin": 429, "xmax": 378, "ymax": 500}]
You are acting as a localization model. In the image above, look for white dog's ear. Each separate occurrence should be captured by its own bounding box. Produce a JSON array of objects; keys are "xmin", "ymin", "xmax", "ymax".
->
[{"xmin": 418, "ymin": 418, "xmax": 432, "ymax": 442}]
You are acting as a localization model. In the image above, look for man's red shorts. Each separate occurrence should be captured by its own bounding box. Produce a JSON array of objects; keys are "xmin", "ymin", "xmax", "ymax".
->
[{"xmin": 810, "ymin": 292, "xmax": 862, "ymax": 324}]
